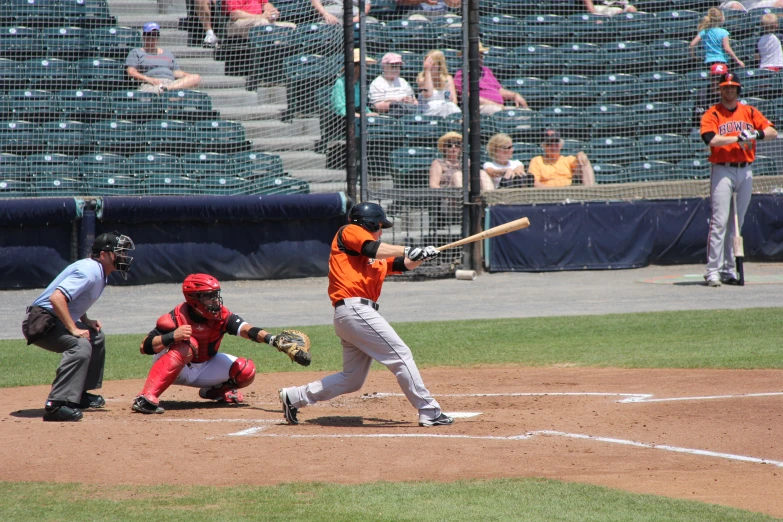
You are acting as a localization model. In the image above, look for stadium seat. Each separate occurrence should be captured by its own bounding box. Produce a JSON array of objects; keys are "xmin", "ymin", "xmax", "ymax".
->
[
  {"xmin": 385, "ymin": 18, "xmax": 438, "ymax": 54},
  {"xmin": 180, "ymin": 152, "xmax": 232, "ymax": 179},
  {"xmin": 200, "ymin": 175, "xmax": 254, "ymax": 196},
  {"xmin": 489, "ymin": 108, "xmax": 541, "ymax": 143},
  {"xmin": 293, "ymin": 22, "xmax": 341, "ymax": 56},
  {"xmin": 523, "ymin": 14, "xmax": 569, "ymax": 46},
  {"xmin": 592, "ymin": 73, "xmax": 645, "ymax": 105},
  {"xmin": 365, "ymin": 21, "xmax": 391, "ymax": 55},
  {"xmin": 247, "ymin": 25, "xmax": 298, "ymax": 86},
  {"xmin": 76, "ymin": 57, "xmax": 129, "ymax": 91},
  {"xmin": 285, "ymin": 54, "xmax": 341, "ymax": 117},
  {"xmin": 85, "ymin": 173, "xmax": 142, "ymax": 195},
  {"xmin": 0, "ymin": 178, "xmax": 34, "ymax": 197},
  {"xmin": 56, "ymin": 89, "xmax": 110, "ymax": 122},
  {"xmin": 248, "ymin": 175, "xmax": 310, "ymax": 195},
  {"xmin": 391, "ymin": 146, "xmax": 438, "ymax": 188},
  {"xmin": 587, "ymin": 136, "xmax": 639, "ymax": 166},
  {"xmin": 582, "ymin": 103, "xmax": 635, "ymax": 139},
  {"xmin": 142, "ymin": 119, "xmax": 195, "ymax": 155},
  {"xmin": 638, "ymin": 71, "xmax": 687, "ymax": 103},
  {"xmin": 658, "ymin": 10, "xmax": 701, "ymax": 41},
  {"xmin": 0, "ymin": 26, "xmax": 46, "ymax": 59},
  {"xmin": 0, "ymin": 151, "xmax": 28, "ymax": 181},
  {"xmin": 6, "ymin": 89, "xmax": 60, "ymax": 122},
  {"xmin": 78, "ymin": 152, "xmax": 128, "ymax": 179},
  {"xmin": 42, "ymin": 26, "xmax": 88, "ymax": 60},
  {"xmin": 109, "ymin": 90, "xmax": 163, "ymax": 122},
  {"xmin": 479, "ymin": 14, "xmax": 524, "ymax": 48},
  {"xmin": 630, "ymin": 101, "xmax": 687, "ymax": 136},
  {"xmin": 27, "ymin": 153, "xmax": 82, "ymax": 195},
  {"xmin": 540, "ymin": 106, "xmax": 585, "ymax": 140},
  {"xmin": 192, "ymin": 120, "xmax": 250, "ymax": 153},
  {"xmin": 670, "ymin": 0, "xmax": 716, "ymax": 9},
  {"xmin": 608, "ymin": 11, "xmax": 660, "ymax": 43},
  {"xmin": 650, "ymin": 39, "xmax": 693, "ymax": 74},
  {"xmin": 721, "ymin": 8, "xmax": 756, "ymax": 41},
  {"xmin": 127, "ymin": 152, "xmax": 181, "ymax": 180},
  {"xmin": 359, "ymin": 114, "xmax": 402, "ymax": 177},
  {"xmin": 41, "ymin": 119, "xmax": 90, "ymax": 153},
  {"xmin": 146, "ymin": 173, "xmax": 198, "ymax": 195},
  {"xmin": 90, "ymin": 119, "xmax": 143, "ymax": 154},
  {"xmin": 549, "ymin": 75, "xmax": 595, "ymax": 107},
  {"xmin": 561, "ymin": 138, "xmax": 587, "ymax": 156},
  {"xmin": 231, "ymin": 151, "xmax": 285, "ymax": 179},
  {"xmin": 513, "ymin": 44, "xmax": 559, "ymax": 78},
  {"xmin": 0, "ymin": 58, "xmax": 22, "ymax": 91},
  {"xmin": 273, "ymin": 0, "xmax": 314, "ymax": 25},
  {"xmin": 87, "ymin": 27, "xmax": 142, "ymax": 60},
  {"xmin": 752, "ymin": 155, "xmax": 777, "ymax": 177},
  {"xmin": 688, "ymin": 127, "xmax": 709, "ymax": 158},
  {"xmin": 501, "ymin": 77, "xmax": 551, "ymax": 111},
  {"xmin": 510, "ymin": 142, "xmax": 542, "ymax": 164},
  {"xmin": 24, "ymin": 58, "xmax": 78, "ymax": 91},
  {"xmin": 400, "ymin": 114, "xmax": 444, "ymax": 148},
  {"xmin": 558, "ymin": 43, "xmax": 605, "ymax": 76},
  {"xmin": 684, "ymin": 69, "xmax": 713, "ymax": 97},
  {"xmin": 626, "ymin": 160, "xmax": 676, "ymax": 182},
  {"xmin": 675, "ymin": 157, "xmax": 710, "ymax": 179},
  {"xmin": 735, "ymin": 69, "xmax": 782, "ymax": 99},
  {"xmin": 567, "ymin": 13, "xmax": 610, "ymax": 44},
  {"xmin": 0, "ymin": 120, "xmax": 43, "ymax": 154},
  {"xmin": 602, "ymin": 41, "xmax": 653, "ymax": 75},
  {"xmin": 58, "ymin": 0, "xmax": 115, "ymax": 29},
  {"xmin": 592, "ymin": 163, "xmax": 628, "ymax": 184},
  {"xmin": 638, "ymin": 133, "xmax": 690, "ymax": 163},
  {"xmin": 481, "ymin": 46, "xmax": 517, "ymax": 82},
  {"xmin": 633, "ymin": 0, "xmax": 676, "ymax": 12}
]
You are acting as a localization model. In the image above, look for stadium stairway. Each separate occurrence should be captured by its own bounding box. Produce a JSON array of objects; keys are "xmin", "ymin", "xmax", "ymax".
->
[{"xmin": 107, "ymin": 0, "xmax": 347, "ymax": 193}]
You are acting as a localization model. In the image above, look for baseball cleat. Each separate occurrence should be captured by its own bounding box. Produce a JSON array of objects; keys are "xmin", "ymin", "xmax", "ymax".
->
[
  {"xmin": 706, "ymin": 279, "xmax": 721, "ymax": 287},
  {"xmin": 132, "ymin": 396, "xmax": 164, "ymax": 414},
  {"xmin": 79, "ymin": 392, "xmax": 105, "ymax": 409},
  {"xmin": 279, "ymin": 389, "xmax": 299, "ymax": 425},
  {"xmin": 199, "ymin": 387, "xmax": 244, "ymax": 403},
  {"xmin": 720, "ymin": 276, "xmax": 741, "ymax": 286},
  {"xmin": 419, "ymin": 413, "xmax": 454, "ymax": 427},
  {"xmin": 43, "ymin": 401, "xmax": 83, "ymax": 422}
]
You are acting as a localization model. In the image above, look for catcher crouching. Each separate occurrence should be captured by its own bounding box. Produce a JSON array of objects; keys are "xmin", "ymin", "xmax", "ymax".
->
[{"xmin": 132, "ymin": 273, "xmax": 310, "ymax": 414}]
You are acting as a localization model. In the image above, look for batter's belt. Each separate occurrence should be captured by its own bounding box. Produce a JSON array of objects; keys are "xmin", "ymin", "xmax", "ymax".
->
[
  {"xmin": 334, "ymin": 298, "xmax": 380, "ymax": 311},
  {"xmin": 714, "ymin": 162, "xmax": 750, "ymax": 168}
]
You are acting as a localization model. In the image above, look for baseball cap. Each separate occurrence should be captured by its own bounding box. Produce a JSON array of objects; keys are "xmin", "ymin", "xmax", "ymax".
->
[
  {"xmin": 542, "ymin": 129, "xmax": 561, "ymax": 143},
  {"xmin": 142, "ymin": 22, "xmax": 160, "ymax": 34},
  {"xmin": 719, "ymin": 72, "xmax": 741, "ymax": 88},
  {"xmin": 710, "ymin": 63, "xmax": 728, "ymax": 76},
  {"xmin": 381, "ymin": 52, "xmax": 403, "ymax": 65},
  {"xmin": 91, "ymin": 233, "xmax": 120, "ymax": 255}
]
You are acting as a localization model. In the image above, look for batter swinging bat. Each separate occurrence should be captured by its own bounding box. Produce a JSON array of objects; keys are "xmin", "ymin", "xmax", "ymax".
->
[
  {"xmin": 436, "ymin": 217, "xmax": 530, "ymax": 252},
  {"xmin": 732, "ymin": 192, "xmax": 745, "ymax": 286}
]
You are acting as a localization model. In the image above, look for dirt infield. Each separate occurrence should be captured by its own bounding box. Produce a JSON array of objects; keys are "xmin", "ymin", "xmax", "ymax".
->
[{"xmin": 3, "ymin": 367, "xmax": 782, "ymax": 518}]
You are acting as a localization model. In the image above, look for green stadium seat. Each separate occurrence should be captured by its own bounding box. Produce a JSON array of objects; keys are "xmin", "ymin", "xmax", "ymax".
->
[
  {"xmin": 7, "ymin": 0, "xmax": 63, "ymax": 26},
  {"xmin": 359, "ymin": 114, "xmax": 402, "ymax": 177},
  {"xmin": 534, "ymin": 0, "xmax": 582, "ymax": 16},
  {"xmin": 231, "ymin": 151, "xmax": 284, "ymax": 179},
  {"xmin": 110, "ymin": 90, "xmax": 163, "ymax": 122},
  {"xmin": 561, "ymin": 138, "xmax": 587, "ymax": 156},
  {"xmin": 567, "ymin": 13, "xmax": 610, "ymax": 44},
  {"xmin": 583, "ymin": 103, "xmax": 635, "ymax": 139},
  {"xmin": 479, "ymin": 14, "xmax": 524, "ymax": 48},
  {"xmin": 285, "ymin": 54, "xmax": 341, "ymax": 117},
  {"xmin": 501, "ymin": 77, "xmax": 551, "ymax": 111},
  {"xmin": 631, "ymin": 101, "xmax": 687, "ymax": 136},
  {"xmin": 602, "ymin": 41, "xmax": 653, "ymax": 75},
  {"xmin": 0, "ymin": 26, "xmax": 46, "ymax": 59},
  {"xmin": 676, "ymin": 157, "xmax": 710, "ymax": 179},
  {"xmin": 85, "ymin": 173, "xmax": 142, "ymax": 195},
  {"xmin": 365, "ymin": 21, "xmax": 391, "ymax": 55},
  {"xmin": 481, "ymin": 46, "xmax": 517, "ymax": 82},
  {"xmin": 90, "ymin": 119, "xmax": 143, "ymax": 154},
  {"xmin": 489, "ymin": 108, "xmax": 541, "ymax": 143},
  {"xmin": 27, "ymin": 153, "xmax": 81, "ymax": 194},
  {"xmin": 510, "ymin": 142, "xmax": 541, "ymax": 164},
  {"xmin": 273, "ymin": 0, "xmax": 315, "ymax": 26},
  {"xmin": 0, "ymin": 178, "xmax": 34, "ymax": 197},
  {"xmin": 56, "ymin": 89, "xmax": 110, "ymax": 122},
  {"xmin": 58, "ymin": 0, "xmax": 115, "ymax": 29},
  {"xmin": 400, "ymin": 114, "xmax": 444, "ymax": 148},
  {"xmin": 592, "ymin": 163, "xmax": 628, "ymax": 184},
  {"xmin": 540, "ymin": 105, "xmax": 584, "ymax": 140},
  {"xmin": 127, "ymin": 152, "xmax": 181, "ymax": 179},
  {"xmin": 638, "ymin": 133, "xmax": 689, "ymax": 163},
  {"xmin": 25, "ymin": 58, "xmax": 78, "ymax": 91},
  {"xmin": 41, "ymin": 120, "xmax": 90, "ymax": 153},
  {"xmin": 0, "ymin": 120, "xmax": 43, "ymax": 154},
  {"xmin": 752, "ymin": 155, "xmax": 777, "ymax": 177},
  {"xmin": 0, "ymin": 151, "xmax": 28, "ymax": 181},
  {"xmin": 736, "ymin": 69, "xmax": 782, "ymax": 99},
  {"xmin": 688, "ymin": 128, "xmax": 709, "ymax": 158},
  {"xmin": 391, "ymin": 146, "xmax": 437, "ymax": 188},
  {"xmin": 587, "ymin": 136, "xmax": 639, "ymax": 166},
  {"xmin": 76, "ymin": 57, "xmax": 129, "ymax": 91},
  {"xmin": 159, "ymin": 90, "xmax": 218, "ymax": 121},
  {"xmin": 650, "ymin": 39, "xmax": 693, "ymax": 74},
  {"xmin": 293, "ymin": 22, "xmax": 341, "ymax": 56},
  {"xmin": 721, "ymin": 9, "xmax": 756, "ymax": 41},
  {"xmin": 87, "ymin": 27, "xmax": 142, "ymax": 60},
  {"xmin": 607, "ymin": 11, "xmax": 660, "ymax": 43},
  {"xmin": 626, "ymin": 160, "xmax": 675, "ymax": 182},
  {"xmin": 658, "ymin": 10, "xmax": 700, "ymax": 41},
  {"xmin": 192, "ymin": 120, "xmax": 250, "ymax": 153},
  {"xmin": 638, "ymin": 71, "xmax": 687, "ymax": 103},
  {"xmin": 633, "ymin": 0, "xmax": 676, "ymax": 12},
  {"xmin": 247, "ymin": 24, "xmax": 298, "ymax": 86},
  {"xmin": 549, "ymin": 75, "xmax": 595, "ymax": 108},
  {"xmin": 180, "ymin": 152, "xmax": 231, "ymax": 179},
  {"xmin": 146, "ymin": 173, "xmax": 198, "ymax": 195},
  {"xmin": 142, "ymin": 119, "xmax": 195, "ymax": 155},
  {"xmin": 513, "ymin": 44, "xmax": 559, "ymax": 78},
  {"xmin": 592, "ymin": 73, "xmax": 645, "ymax": 105},
  {"xmin": 33, "ymin": 173, "xmax": 83, "ymax": 196},
  {"xmin": 684, "ymin": 69, "xmax": 714, "ymax": 97},
  {"xmin": 199, "ymin": 174, "xmax": 254, "ymax": 196},
  {"xmin": 78, "ymin": 152, "xmax": 128, "ymax": 179},
  {"xmin": 0, "ymin": 58, "xmax": 22, "ymax": 91},
  {"xmin": 386, "ymin": 18, "xmax": 438, "ymax": 54},
  {"xmin": 248, "ymin": 175, "xmax": 310, "ymax": 195},
  {"xmin": 42, "ymin": 26, "xmax": 88, "ymax": 60},
  {"xmin": 523, "ymin": 14, "xmax": 569, "ymax": 46},
  {"xmin": 558, "ymin": 43, "xmax": 605, "ymax": 76},
  {"xmin": 670, "ymin": 0, "xmax": 715, "ymax": 9},
  {"xmin": 7, "ymin": 89, "xmax": 60, "ymax": 122}
]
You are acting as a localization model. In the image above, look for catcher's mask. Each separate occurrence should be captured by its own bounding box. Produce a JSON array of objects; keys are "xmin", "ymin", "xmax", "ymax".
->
[
  {"xmin": 91, "ymin": 232, "xmax": 135, "ymax": 280},
  {"xmin": 348, "ymin": 202, "xmax": 393, "ymax": 232},
  {"xmin": 182, "ymin": 273, "xmax": 223, "ymax": 318}
]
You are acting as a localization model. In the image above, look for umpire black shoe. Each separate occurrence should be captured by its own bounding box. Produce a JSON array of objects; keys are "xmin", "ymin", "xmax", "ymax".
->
[
  {"xmin": 419, "ymin": 413, "xmax": 454, "ymax": 427},
  {"xmin": 79, "ymin": 392, "xmax": 105, "ymax": 409},
  {"xmin": 43, "ymin": 401, "xmax": 83, "ymax": 422},
  {"xmin": 279, "ymin": 389, "xmax": 299, "ymax": 425}
]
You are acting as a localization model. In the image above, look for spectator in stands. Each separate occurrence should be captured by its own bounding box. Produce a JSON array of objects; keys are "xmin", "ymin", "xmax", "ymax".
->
[
  {"xmin": 396, "ymin": 0, "xmax": 460, "ymax": 17},
  {"xmin": 528, "ymin": 129, "xmax": 595, "ymax": 188},
  {"xmin": 312, "ymin": 0, "xmax": 377, "ymax": 24},
  {"xmin": 583, "ymin": 0, "xmax": 636, "ymax": 15},
  {"xmin": 417, "ymin": 50, "xmax": 461, "ymax": 117},
  {"xmin": 125, "ymin": 22, "xmax": 201, "ymax": 94},
  {"xmin": 429, "ymin": 131, "xmax": 494, "ymax": 191},
  {"xmin": 689, "ymin": 7, "xmax": 745, "ymax": 69},
  {"xmin": 453, "ymin": 42, "xmax": 527, "ymax": 116},
  {"xmin": 195, "ymin": 0, "xmax": 219, "ymax": 47},
  {"xmin": 369, "ymin": 52, "xmax": 418, "ymax": 117},
  {"xmin": 332, "ymin": 49, "xmax": 378, "ymax": 117},
  {"xmin": 693, "ymin": 63, "xmax": 727, "ymax": 129},
  {"xmin": 756, "ymin": 14, "xmax": 783, "ymax": 71},
  {"xmin": 483, "ymin": 133, "xmax": 529, "ymax": 189},
  {"xmin": 721, "ymin": 1, "xmax": 783, "ymax": 10},
  {"xmin": 224, "ymin": 0, "xmax": 296, "ymax": 39}
]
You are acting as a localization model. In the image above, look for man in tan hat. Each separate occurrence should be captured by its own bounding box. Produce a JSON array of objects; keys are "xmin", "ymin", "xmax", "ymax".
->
[
  {"xmin": 332, "ymin": 49, "xmax": 378, "ymax": 118},
  {"xmin": 453, "ymin": 42, "xmax": 527, "ymax": 115},
  {"xmin": 369, "ymin": 52, "xmax": 418, "ymax": 116}
]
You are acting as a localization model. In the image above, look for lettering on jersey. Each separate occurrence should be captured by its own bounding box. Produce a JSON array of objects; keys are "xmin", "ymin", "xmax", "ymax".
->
[{"xmin": 718, "ymin": 121, "xmax": 754, "ymax": 135}]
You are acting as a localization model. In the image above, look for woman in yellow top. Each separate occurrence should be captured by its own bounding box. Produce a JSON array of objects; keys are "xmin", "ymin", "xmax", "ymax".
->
[{"xmin": 527, "ymin": 129, "xmax": 595, "ymax": 188}]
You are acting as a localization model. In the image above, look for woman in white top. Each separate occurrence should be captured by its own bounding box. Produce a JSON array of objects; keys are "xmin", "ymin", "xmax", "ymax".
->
[
  {"xmin": 429, "ymin": 131, "xmax": 494, "ymax": 191},
  {"xmin": 416, "ymin": 50, "xmax": 461, "ymax": 117},
  {"xmin": 482, "ymin": 133, "xmax": 529, "ymax": 189},
  {"xmin": 757, "ymin": 14, "xmax": 783, "ymax": 70}
]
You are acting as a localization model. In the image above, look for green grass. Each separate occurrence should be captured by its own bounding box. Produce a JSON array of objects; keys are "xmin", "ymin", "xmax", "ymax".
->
[
  {"xmin": 0, "ymin": 479, "xmax": 778, "ymax": 522},
  {"xmin": 2, "ymin": 308, "xmax": 781, "ymax": 388}
]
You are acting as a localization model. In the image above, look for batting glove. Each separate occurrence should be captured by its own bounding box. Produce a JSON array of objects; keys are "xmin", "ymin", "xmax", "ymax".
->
[
  {"xmin": 738, "ymin": 129, "xmax": 759, "ymax": 142},
  {"xmin": 420, "ymin": 245, "xmax": 440, "ymax": 261}
]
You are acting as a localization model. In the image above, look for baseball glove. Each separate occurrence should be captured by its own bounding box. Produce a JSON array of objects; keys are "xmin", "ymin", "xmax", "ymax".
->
[{"xmin": 273, "ymin": 330, "xmax": 311, "ymax": 366}]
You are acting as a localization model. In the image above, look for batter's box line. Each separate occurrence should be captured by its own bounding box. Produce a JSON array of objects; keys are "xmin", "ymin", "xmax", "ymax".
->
[
  {"xmin": 241, "ymin": 430, "xmax": 783, "ymax": 468},
  {"xmin": 362, "ymin": 391, "xmax": 783, "ymax": 404}
]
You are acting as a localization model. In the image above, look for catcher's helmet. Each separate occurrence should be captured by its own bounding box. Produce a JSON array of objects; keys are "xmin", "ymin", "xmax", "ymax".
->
[
  {"xmin": 348, "ymin": 202, "xmax": 393, "ymax": 232},
  {"xmin": 182, "ymin": 273, "xmax": 223, "ymax": 318},
  {"xmin": 719, "ymin": 72, "xmax": 741, "ymax": 94}
]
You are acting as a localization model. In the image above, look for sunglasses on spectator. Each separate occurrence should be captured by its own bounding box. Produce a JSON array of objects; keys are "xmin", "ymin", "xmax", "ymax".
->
[
  {"xmin": 446, "ymin": 141, "xmax": 462, "ymax": 148},
  {"xmin": 499, "ymin": 145, "xmax": 514, "ymax": 150}
]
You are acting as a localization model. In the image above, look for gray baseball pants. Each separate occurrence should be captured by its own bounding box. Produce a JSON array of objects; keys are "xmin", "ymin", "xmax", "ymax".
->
[
  {"xmin": 34, "ymin": 320, "xmax": 105, "ymax": 405},
  {"xmin": 705, "ymin": 163, "xmax": 753, "ymax": 282},
  {"xmin": 282, "ymin": 298, "xmax": 443, "ymax": 423}
]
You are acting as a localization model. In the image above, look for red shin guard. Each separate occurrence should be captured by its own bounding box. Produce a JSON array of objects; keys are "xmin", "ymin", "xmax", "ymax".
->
[{"xmin": 140, "ymin": 348, "xmax": 187, "ymax": 404}]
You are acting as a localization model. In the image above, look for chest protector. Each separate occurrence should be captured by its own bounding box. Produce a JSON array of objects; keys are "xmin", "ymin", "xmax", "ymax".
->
[{"xmin": 169, "ymin": 302, "xmax": 230, "ymax": 363}]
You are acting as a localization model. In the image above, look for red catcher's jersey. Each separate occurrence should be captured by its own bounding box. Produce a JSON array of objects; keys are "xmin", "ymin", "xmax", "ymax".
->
[{"xmin": 154, "ymin": 303, "xmax": 244, "ymax": 362}]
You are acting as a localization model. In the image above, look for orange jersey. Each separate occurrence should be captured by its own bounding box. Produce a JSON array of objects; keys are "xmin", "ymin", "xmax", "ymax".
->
[
  {"xmin": 700, "ymin": 102, "xmax": 772, "ymax": 164},
  {"xmin": 327, "ymin": 224, "xmax": 400, "ymax": 304}
]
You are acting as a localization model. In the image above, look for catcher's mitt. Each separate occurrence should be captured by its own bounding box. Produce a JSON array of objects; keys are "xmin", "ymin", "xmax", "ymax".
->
[{"xmin": 273, "ymin": 330, "xmax": 311, "ymax": 366}]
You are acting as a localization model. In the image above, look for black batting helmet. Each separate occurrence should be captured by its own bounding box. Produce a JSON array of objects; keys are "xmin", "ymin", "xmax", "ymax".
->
[
  {"xmin": 348, "ymin": 202, "xmax": 393, "ymax": 232},
  {"xmin": 719, "ymin": 72, "xmax": 741, "ymax": 94}
]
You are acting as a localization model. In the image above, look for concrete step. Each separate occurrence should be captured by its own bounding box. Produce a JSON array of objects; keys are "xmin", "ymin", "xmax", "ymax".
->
[
  {"xmin": 242, "ymin": 120, "xmax": 295, "ymax": 140},
  {"xmin": 158, "ymin": 30, "xmax": 190, "ymax": 47},
  {"xmin": 276, "ymin": 150, "xmax": 327, "ymax": 170},
  {"xmin": 166, "ymin": 46, "xmax": 217, "ymax": 60},
  {"xmin": 198, "ymin": 75, "xmax": 247, "ymax": 89},
  {"xmin": 218, "ymin": 105, "xmax": 287, "ymax": 121},
  {"xmin": 204, "ymin": 88, "xmax": 257, "ymax": 106},
  {"xmin": 255, "ymin": 87, "xmax": 288, "ymax": 105},
  {"xmin": 106, "ymin": 0, "xmax": 159, "ymax": 16},
  {"xmin": 177, "ymin": 59, "xmax": 225, "ymax": 76},
  {"xmin": 115, "ymin": 13, "xmax": 187, "ymax": 30},
  {"xmin": 306, "ymin": 181, "xmax": 347, "ymax": 194},
  {"xmin": 290, "ymin": 118, "xmax": 320, "ymax": 136},
  {"xmin": 288, "ymin": 169, "xmax": 345, "ymax": 184},
  {"xmin": 250, "ymin": 135, "xmax": 321, "ymax": 152}
]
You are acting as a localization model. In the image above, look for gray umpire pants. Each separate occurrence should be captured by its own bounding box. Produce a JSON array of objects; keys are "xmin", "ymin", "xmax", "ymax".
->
[
  {"xmin": 283, "ymin": 298, "xmax": 442, "ymax": 423},
  {"xmin": 705, "ymin": 163, "xmax": 753, "ymax": 281},
  {"xmin": 33, "ymin": 320, "xmax": 105, "ymax": 405}
]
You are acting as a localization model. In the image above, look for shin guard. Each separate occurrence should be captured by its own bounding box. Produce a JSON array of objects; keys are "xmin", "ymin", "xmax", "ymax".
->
[{"xmin": 140, "ymin": 347, "xmax": 187, "ymax": 404}]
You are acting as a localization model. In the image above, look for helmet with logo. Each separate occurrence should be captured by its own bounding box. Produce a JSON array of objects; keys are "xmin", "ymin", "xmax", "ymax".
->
[
  {"xmin": 182, "ymin": 273, "xmax": 223, "ymax": 318},
  {"xmin": 718, "ymin": 72, "xmax": 741, "ymax": 94},
  {"xmin": 348, "ymin": 202, "xmax": 393, "ymax": 232}
]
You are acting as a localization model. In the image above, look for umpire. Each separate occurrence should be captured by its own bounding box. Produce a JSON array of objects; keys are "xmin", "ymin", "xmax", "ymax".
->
[{"xmin": 22, "ymin": 232, "xmax": 135, "ymax": 421}]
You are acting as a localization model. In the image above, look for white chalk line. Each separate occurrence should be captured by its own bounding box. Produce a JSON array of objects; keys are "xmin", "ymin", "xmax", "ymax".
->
[{"xmin": 363, "ymin": 391, "xmax": 783, "ymax": 404}]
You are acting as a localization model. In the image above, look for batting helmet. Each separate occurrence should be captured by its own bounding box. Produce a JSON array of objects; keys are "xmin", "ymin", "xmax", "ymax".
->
[
  {"xmin": 182, "ymin": 273, "xmax": 223, "ymax": 318},
  {"xmin": 718, "ymin": 72, "xmax": 741, "ymax": 94},
  {"xmin": 348, "ymin": 202, "xmax": 393, "ymax": 232}
]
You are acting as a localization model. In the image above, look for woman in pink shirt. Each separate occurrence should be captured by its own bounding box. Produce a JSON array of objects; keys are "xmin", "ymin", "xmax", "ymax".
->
[{"xmin": 453, "ymin": 42, "xmax": 527, "ymax": 115}]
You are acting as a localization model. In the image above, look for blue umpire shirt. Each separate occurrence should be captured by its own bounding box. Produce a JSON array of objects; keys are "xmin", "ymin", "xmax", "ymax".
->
[{"xmin": 31, "ymin": 258, "xmax": 108, "ymax": 324}]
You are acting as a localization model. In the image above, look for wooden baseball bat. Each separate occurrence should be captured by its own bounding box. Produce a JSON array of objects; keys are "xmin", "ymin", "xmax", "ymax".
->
[
  {"xmin": 436, "ymin": 217, "xmax": 530, "ymax": 252},
  {"xmin": 732, "ymin": 192, "xmax": 745, "ymax": 286}
]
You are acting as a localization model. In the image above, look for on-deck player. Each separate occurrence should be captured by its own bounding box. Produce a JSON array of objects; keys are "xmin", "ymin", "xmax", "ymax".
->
[
  {"xmin": 278, "ymin": 202, "xmax": 453, "ymax": 427},
  {"xmin": 700, "ymin": 73, "xmax": 777, "ymax": 287},
  {"xmin": 132, "ymin": 273, "xmax": 301, "ymax": 414}
]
